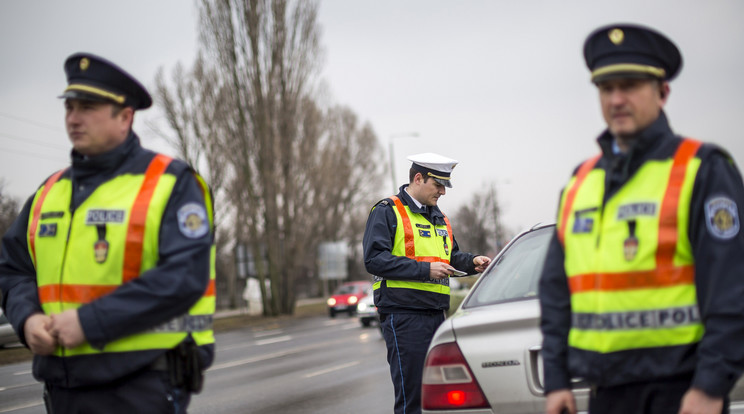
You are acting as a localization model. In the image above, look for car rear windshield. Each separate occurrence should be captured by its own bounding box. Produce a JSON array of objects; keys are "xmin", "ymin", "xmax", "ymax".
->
[{"xmin": 463, "ymin": 226, "xmax": 553, "ymax": 308}]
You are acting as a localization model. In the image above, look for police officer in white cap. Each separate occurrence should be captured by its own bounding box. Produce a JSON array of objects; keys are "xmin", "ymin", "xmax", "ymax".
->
[{"xmin": 363, "ymin": 152, "xmax": 491, "ymax": 414}]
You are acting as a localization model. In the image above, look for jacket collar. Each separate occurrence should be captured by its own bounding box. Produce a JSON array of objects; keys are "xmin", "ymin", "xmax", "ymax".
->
[
  {"xmin": 596, "ymin": 110, "xmax": 673, "ymax": 159},
  {"xmin": 397, "ymin": 184, "xmax": 445, "ymax": 220},
  {"xmin": 71, "ymin": 131, "xmax": 140, "ymax": 180}
]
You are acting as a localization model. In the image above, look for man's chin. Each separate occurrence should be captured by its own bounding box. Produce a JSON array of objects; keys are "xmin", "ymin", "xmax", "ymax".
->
[{"xmin": 609, "ymin": 127, "xmax": 640, "ymax": 140}]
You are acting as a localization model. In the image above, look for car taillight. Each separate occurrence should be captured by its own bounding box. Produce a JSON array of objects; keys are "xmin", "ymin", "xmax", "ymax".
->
[{"xmin": 422, "ymin": 342, "xmax": 490, "ymax": 410}]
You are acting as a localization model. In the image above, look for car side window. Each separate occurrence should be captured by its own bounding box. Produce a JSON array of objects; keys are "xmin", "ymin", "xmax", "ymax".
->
[{"xmin": 464, "ymin": 227, "xmax": 552, "ymax": 307}]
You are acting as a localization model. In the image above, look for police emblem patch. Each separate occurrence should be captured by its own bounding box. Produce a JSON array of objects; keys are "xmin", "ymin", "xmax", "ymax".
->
[
  {"xmin": 572, "ymin": 217, "xmax": 593, "ymax": 234},
  {"xmin": 39, "ymin": 223, "xmax": 57, "ymax": 237},
  {"xmin": 177, "ymin": 203, "xmax": 209, "ymax": 239},
  {"xmin": 623, "ymin": 236, "xmax": 638, "ymax": 261},
  {"xmin": 94, "ymin": 240, "xmax": 109, "ymax": 263},
  {"xmin": 705, "ymin": 197, "xmax": 740, "ymax": 240}
]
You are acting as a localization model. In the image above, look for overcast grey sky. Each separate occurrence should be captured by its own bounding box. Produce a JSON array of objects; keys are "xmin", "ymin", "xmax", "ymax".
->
[{"xmin": 2, "ymin": 1, "xmax": 743, "ymax": 234}]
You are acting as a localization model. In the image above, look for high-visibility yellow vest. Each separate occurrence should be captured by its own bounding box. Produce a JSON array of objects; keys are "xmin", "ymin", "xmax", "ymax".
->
[
  {"xmin": 557, "ymin": 139, "xmax": 704, "ymax": 353},
  {"xmin": 373, "ymin": 195, "xmax": 453, "ymax": 295},
  {"xmin": 27, "ymin": 154, "xmax": 216, "ymax": 357}
]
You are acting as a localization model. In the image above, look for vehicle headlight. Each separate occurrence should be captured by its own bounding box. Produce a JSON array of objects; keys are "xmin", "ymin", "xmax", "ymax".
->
[
  {"xmin": 349, "ymin": 296, "xmax": 358, "ymax": 305},
  {"xmin": 327, "ymin": 298, "xmax": 336, "ymax": 306},
  {"xmin": 358, "ymin": 302, "xmax": 368, "ymax": 311}
]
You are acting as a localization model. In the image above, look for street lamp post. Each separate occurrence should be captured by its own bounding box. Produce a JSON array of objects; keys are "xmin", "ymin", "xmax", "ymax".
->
[{"xmin": 388, "ymin": 132, "xmax": 419, "ymax": 194}]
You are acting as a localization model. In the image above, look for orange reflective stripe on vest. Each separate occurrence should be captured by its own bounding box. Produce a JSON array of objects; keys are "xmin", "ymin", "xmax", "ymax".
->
[
  {"xmin": 28, "ymin": 168, "xmax": 67, "ymax": 265},
  {"xmin": 656, "ymin": 139, "xmax": 702, "ymax": 267},
  {"xmin": 568, "ymin": 266, "xmax": 694, "ymax": 293},
  {"xmin": 558, "ymin": 154, "xmax": 601, "ymax": 246},
  {"xmin": 30, "ymin": 154, "xmax": 189, "ymax": 306},
  {"xmin": 565, "ymin": 138, "xmax": 701, "ymax": 294},
  {"xmin": 38, "ymin": 279, "xmax": 215, "ymax": 305},
  {"xmin": 390, "ymin": 196, "xmax": 416, "ymax": 257},
  {"xmin": 390, "ymin": 195, "xmax": 452, "ymax": 263},
  {"xmin": 123, "ymin": 154, "xmax": 172, "ymax": 282},
  {"xmin": 38, "ymin": 284, "xmax": 117, "ymax": 304}
]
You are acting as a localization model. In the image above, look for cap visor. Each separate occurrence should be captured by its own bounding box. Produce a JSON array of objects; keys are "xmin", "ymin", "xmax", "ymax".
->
[
  {"xmin": 434, "ymin": 178, "xmax": 452, "ymax": 188},
  {"xmin": 58, "ymin": 90, "xmax": 114, "ymax": 103},
  {"xmin": 593, "ymin": 71, "xmax": 660, "ymax": 84}
]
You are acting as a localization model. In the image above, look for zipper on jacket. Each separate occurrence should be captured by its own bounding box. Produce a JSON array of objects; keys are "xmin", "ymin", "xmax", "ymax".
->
[{"xmin": 58, "ymin": 207, "xmax": 76, "ymax": 385}]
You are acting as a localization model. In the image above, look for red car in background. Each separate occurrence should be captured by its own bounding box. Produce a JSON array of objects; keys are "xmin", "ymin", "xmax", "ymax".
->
[{"xmin": 327, "ymin": 281, "xmax": 372, "ymax": 317}]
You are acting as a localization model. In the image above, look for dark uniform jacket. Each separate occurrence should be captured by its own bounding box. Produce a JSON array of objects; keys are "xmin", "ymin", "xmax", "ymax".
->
[
  {"xmin": 539, "ymin": 111, "xmax": 744, "ymax": 397},
  {"xmin": 0, "ymin": 132, "xmax": 215, "ymax": 388},
  {"xmin": 363, "ymin": 185, "xmax": 476, "ymax": 314}
]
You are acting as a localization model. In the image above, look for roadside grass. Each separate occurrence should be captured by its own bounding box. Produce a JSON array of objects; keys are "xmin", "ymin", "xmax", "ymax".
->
[{"xmin": 448, "ymin": 289, "xmax": 469, "ymax": 317}]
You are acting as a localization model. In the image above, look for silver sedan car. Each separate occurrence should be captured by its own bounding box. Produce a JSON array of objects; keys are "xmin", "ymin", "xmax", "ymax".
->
[
  {"xmin": 421, "ymin": 223, "xmax": 744, "ymax": 414},
  {"xmin": 0, "ymin": 309, "xmax": 20, "ymax": 347}
]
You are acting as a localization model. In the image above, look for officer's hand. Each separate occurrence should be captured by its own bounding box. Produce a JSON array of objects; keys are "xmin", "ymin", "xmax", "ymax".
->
[
  {"xmin": 678, "ymin": 388, "xmax": 723, "ymax": 414},
  {"xmin": 545, "ymin": 389, "xmax": 576, "ymax": 414},
  {"xmin": 473, "ymin": 256, "xmax": 491, "ymax": 273},
  {"xmin": 49, "ymin": 310, "xmax": 86, "ymax": 349},
  {"xmin": 430, "ymin": 262, "xmax": 454, "ymax": 280},
  {"xmin": 24, "ymin": 313, "xmax": 57, "ymax": 356}
]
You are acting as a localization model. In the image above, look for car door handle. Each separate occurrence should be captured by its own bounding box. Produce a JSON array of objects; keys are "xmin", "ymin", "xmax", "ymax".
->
[
  {"xmin": 527, "ymin": 345, "xmax": 590, "ymax": 396},
  {"xmin": 526, "ymin": 345, "xmax": 544, "ymax": 396}
]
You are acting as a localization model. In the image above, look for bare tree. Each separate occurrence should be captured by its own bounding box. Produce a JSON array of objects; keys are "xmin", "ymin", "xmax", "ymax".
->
[
  {"xmin": 452, "ymin": 183, "xmax": 511, "ymax": 258},
  {"xmin": 0, "ymin": 181, "xmax": 21, "ymax": 244},
  {"xmin": 153, "ymin": 0, "xmax": 385, "ymax": 316}
]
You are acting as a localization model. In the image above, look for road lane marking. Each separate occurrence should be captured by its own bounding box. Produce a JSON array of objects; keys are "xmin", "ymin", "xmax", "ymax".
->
[
  {"xmin": 0, "ymin": 401, "xmax": 44, "ymax": 413},
  {"xmin": 218, "ymin": 335, "xmax": 293, "ymax": 351},
  {"xmin": 253, "ymin": 329, "xmax": 284, "ymax": 338},
  {"xmin": 254, "ymin": 335, "xmax": 292, "ymax": 346},
  {"xmin": 322, "ymin": 319, "xmax": 351, "ymax": 326},
  {"xmin": 0, "ymin": 382, "xmax": 40, "ymax": 392},
  {"xmin": 303, "ymin": 361, "xmax": 360, "ymax": 378},
  {"xmin": 208, "ymin": 337, "xmax": 356, "ymax": 371},
  {"xmin": 13, "ymin": 370, "xmax": 31, "ymax": 376}
]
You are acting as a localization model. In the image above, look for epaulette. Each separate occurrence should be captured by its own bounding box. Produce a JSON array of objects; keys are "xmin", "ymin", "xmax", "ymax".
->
[{"xmin": 368, "ymin": 198, "xmax": 391, "ymax": 215}]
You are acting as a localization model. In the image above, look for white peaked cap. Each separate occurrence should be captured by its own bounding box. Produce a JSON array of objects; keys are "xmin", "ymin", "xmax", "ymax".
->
[{"xmin": 407, "ymin": 153, "xmax": 459, "ymax": 188}]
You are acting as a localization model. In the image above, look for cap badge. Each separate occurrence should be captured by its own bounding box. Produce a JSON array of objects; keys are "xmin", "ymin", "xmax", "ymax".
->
[
  {"xmin": 80, "ymin": 58, "xmax": 90, "ymax": 71},
  {"xmin": 609, "ymin": 28, "xmax": 624, "ymax": 45}
]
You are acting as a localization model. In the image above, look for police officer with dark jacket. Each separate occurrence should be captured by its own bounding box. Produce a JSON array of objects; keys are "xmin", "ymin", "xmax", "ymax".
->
[
  {"xmin": 0, "ymin": 53, "xmax": 215, "ymax": 413},
  {"xmin": 539, "ymin": 24, "xmax": 744, "ymax": 414},
  {"xmin": 364, "ymin": 153, "xmax": 491, "ymax": 414}
]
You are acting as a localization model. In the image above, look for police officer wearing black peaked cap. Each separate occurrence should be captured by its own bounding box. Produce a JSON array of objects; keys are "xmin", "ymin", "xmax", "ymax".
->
[
  {"xmin": 540, "ymin": 24, "xmax": 744, "ymax": 414},
  {"xmin": 0, "ymin": 52, "xmax": 216, "ymax": 413}
]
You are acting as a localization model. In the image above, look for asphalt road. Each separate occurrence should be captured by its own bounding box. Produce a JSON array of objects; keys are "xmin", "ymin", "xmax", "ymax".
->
[{"xmin": 0, "ymin": 315, "xmax": 395, "ymax": 414}]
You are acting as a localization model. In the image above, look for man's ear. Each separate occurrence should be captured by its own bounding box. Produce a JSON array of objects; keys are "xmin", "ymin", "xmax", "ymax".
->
[
  {"xmin": 414, "ymin": 172, "xmax": 424, "ymax": 184},
  {"xmin": 121, "ymin": 107, "xmax": 135, "ymax": 129},
  {"xmin": 659, "ymin": 81, "xmax": 670, "ymax": 102}
]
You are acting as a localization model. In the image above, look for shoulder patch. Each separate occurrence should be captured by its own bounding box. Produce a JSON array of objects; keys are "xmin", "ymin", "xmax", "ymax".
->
[
  {"xmin": 705, "ymin": 196, "xmax": 740, "ymax": 240},
  {"xmin": 177, "ymin": 202, "xmax": 209, "ymax": 239}
]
